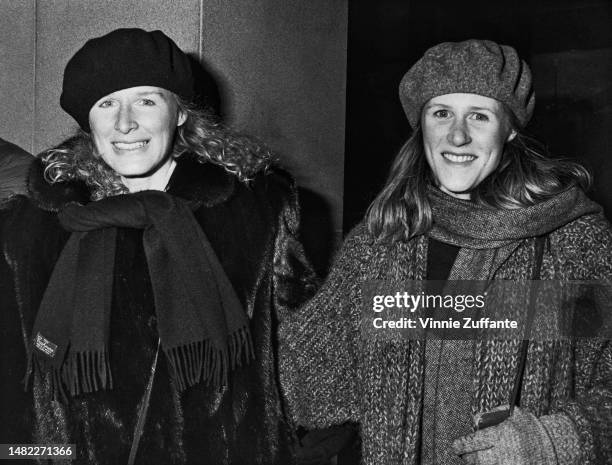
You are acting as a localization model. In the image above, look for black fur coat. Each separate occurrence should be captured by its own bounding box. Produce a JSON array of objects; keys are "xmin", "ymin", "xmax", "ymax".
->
[{"xmin": 0, "ymin": 157, "xmax": 318, "ymax": 464}]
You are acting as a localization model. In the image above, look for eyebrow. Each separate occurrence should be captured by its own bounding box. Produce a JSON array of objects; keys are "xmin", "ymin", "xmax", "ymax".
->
[
  {"xmin": 424, "ymin": 103, "xmax": 495, "ymax": 112},
  {"xmin": 423, "ymin": 102, "xmax": 447, "ymax": 110},
  {"xmin": 468, "ymin": 106, "xmax": 495, "ymax": 113},
  {"xmin": 134, "ymin": 91, "xmax": 166, "ymax": 98},
  {"xmin": 101, "ymin": 90, "xmax": 168, "ymax": 102}
]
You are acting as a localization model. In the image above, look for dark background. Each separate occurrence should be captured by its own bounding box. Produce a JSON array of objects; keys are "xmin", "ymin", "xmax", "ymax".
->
[{"xmin": 343, "ymin": 0, "xmax": 612, "ymax": 234}]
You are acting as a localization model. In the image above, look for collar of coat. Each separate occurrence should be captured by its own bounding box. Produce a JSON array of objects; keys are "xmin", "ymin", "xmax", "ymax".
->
[{"xmin": 27, "ymin": 156, "xmax": 237, "ymax": 212}]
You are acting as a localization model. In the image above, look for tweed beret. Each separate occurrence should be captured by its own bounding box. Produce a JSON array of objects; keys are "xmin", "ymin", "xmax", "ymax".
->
[
  {"xmin": 60, "ymin": 28, "xmax": 195, "ymax": 132},
  {"xmin": 399, "ymin": 40, "xmax": 535, "ymax": 128}
]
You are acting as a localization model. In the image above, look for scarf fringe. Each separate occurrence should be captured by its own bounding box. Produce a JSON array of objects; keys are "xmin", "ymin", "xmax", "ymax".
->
[
  {"xmin": 32, "ymin": 329, "xmax": 253, "ymax": 398},
  {"xmin": 165, "ymin": 327, "xmax": 254, "ymax": 391},
  {"xmin": 32, "ymin": 350, "xmax": 114, "ymax": 401}
]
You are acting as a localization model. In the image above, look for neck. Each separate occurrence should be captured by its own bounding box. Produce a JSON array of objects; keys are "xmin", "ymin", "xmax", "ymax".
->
[{"xmin": 122, "ymin": 159, "xmax": 177, "ymax": 193}]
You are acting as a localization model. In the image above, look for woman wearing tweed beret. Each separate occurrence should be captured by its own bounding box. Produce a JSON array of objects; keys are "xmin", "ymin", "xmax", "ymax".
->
[
  {"xmin": 0, "ymin": 28, "xmax": 320, "ymax": 464},
  {"xmin": 280, "ymin": 40, "xmax": 612, "ymax": 464}
]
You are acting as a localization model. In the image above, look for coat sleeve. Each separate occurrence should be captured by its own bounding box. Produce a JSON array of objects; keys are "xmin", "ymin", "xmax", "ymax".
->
[
  {"xmin": 0, "ymin": 197, "xmax": 68, "ymax": 446},
  {"xmin": 552, "ymin": 213, "xmax": 612, "ymax": 465},
  {"xmin": 278, "ymin": 224, "xmax": 372, "ymax": 429},
  {"xmin": 269, "ymin": 173, "xmax": 362, "ymax": 460},
  {"xmin": 0, "ymin": 198, "xmax": 35, "ymax": 444},
  {"xmin": 0, "ymin": 139, "xmax": 34, "ymax": 201},
  {"xmin": 269, "ymin": 170, "xmax": 319, "ymax": 320}
]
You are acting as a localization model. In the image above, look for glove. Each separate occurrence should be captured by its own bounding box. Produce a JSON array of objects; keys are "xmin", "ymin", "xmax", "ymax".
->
[
  {"xmin": 295, "ymin": 424, "xmax": 357, "ymax": 465},
  {"xmin": 452, "ymin": 407, "xmax": 580, "ymax": 465}
]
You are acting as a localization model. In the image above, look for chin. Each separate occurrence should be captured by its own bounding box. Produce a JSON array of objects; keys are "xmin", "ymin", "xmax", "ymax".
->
[
  {"xmin": 438, "ymin": 181, "xmax": 475, "ymax": 199},
  {"xmin": 109, "ymin": 161, "xmax": 156, "ymax": 177},
  {"xmin": 119, "ymin": 170, "xmax": 155, "ymax": 179},
  {"xmin": 440, "ymin": 181, "xmax": 473, "ymax": 192}
]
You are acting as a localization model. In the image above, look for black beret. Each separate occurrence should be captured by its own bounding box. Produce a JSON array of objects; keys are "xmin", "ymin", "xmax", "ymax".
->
[{"xmin": 60, "ymin": 28, "xmax": 195, "ymax": 132}]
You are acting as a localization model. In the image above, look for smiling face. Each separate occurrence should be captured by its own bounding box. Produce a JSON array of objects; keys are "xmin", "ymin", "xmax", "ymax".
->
[
  {"xmin": 88, "ymin": 86, "xmax": 186, "ymax": 191},
  {"xmin": 421, "ymin": 93, "xmax": 516, "ymax": 199}
]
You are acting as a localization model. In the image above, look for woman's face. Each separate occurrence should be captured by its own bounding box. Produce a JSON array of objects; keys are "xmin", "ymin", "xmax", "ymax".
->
[
  {"xmin": 89, "ymin": 86, "xmax": 186, "ymax": 183},
  {"xmin": 421, "ymin": 93, "xmax": 516, "ymax": 199}
]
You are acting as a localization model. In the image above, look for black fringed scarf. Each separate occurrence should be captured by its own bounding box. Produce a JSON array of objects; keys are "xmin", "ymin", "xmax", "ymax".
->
[{"xmin": 30, "ymin": 190, "xmax": 253, "ymax": 398}]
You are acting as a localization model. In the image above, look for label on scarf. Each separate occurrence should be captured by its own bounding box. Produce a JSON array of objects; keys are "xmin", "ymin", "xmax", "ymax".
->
[{"xmin": 35, "ymin": 332, "xmax": 58, "ymax": 358}]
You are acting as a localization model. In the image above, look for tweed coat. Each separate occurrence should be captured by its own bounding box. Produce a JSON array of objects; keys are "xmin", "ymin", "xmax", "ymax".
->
[
  {"xmin": 0, "ymin": 156, "xmax": 317, "ymax": 464},
  {"xmin": 280, "ymin": 215, "xmax": 612, "ymax": 465}
]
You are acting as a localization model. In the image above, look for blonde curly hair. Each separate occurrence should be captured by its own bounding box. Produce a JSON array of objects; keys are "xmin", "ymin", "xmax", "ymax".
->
[{"xmin": 43, "ymin": 96, "xmax": 273, "ymax": 200}]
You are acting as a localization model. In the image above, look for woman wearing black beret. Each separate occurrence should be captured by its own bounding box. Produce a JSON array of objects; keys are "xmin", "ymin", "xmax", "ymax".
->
[{"xmin": 0, "ymin": 28, "xmax": 318, "ymax": 464}]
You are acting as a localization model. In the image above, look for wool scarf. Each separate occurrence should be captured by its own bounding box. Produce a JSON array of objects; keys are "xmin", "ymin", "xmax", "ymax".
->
[
  {"xmin": 427, "ymin": 185, "xmax": 601, "ymax": 280},
  {"xmin": 30, "ymin": 191, "xmax": 253, "ymax": 399},
  {"xmin": 422, "ymin": 185, "xmax": 601, "ymax": 464}
]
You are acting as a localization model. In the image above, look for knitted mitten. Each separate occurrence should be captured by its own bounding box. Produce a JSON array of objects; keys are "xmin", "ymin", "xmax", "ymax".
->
[{"xmin": 451, "ymin": 407, "xmax": 581, "ymax": 465}]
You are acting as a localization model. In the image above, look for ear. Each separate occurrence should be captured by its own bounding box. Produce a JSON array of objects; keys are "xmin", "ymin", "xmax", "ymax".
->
[
  {"xmin": 177, "ymin": 109, "xmax": 187, "ymax": 127},
  {"xmin": 506, "ymin": 128, "xmax": 517, "ymax": 143}
]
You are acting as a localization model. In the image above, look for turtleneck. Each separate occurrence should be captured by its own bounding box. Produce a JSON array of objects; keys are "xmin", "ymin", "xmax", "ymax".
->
[{"xmin": 426, "ymin": 238, "xmax": 459, "ymax": 281}]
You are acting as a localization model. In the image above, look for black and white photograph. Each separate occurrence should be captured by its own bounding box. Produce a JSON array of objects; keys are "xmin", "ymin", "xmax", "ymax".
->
[{"xmin": 1, "ymin": 1, "xmax": 611, "ymax": 464}]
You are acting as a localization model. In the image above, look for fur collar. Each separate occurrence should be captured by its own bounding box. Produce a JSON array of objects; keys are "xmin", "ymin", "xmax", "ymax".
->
[{"xmin": 27, "ymin": 157, "xmax": 236, "ymax": 212}]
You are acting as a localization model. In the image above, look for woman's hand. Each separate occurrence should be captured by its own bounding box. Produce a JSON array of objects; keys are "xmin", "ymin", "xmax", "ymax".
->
[{"xmin": 452, "ymin": 407, "xmax": 580, "ymax": 465}]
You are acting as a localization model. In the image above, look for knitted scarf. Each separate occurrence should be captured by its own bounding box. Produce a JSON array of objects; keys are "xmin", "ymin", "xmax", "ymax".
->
[
  {"xmin": 30, "ymin": 191, "xmax": 253, "ymax": 399},
  {"xmin": 423, "ymin": 187, "xmax": 600, "ymax": 464},
  {"xmin": 280, "ymin": 186, "xmax": 605, "ymax": 465},
  {"xmin": 427, "ymin": 185, "xmax": 601, "ymax": 280}
]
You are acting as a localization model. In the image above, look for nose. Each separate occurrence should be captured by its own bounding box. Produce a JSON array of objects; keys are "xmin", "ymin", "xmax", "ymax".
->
[
  {"xmin": 114, "ymin": 104, "xmax": 138, "ymax": 133},
  {"xmin": 447, "ymin": 118, "xmax": 472, "ymax": 146}
]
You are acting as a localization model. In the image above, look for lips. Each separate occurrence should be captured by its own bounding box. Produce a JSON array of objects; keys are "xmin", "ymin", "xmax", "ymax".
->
[
  {"xmin": 112, "ymin": 140, "xmax": 149, "ymax": 150},
  {"xmin": 442, "ymin": 152, "xmax": 477, "ymax": 163}
]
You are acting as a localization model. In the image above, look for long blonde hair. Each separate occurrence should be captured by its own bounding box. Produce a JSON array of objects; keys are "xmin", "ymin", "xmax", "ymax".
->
[{"xmin": 365, "ymin": 125, "xmax": 592, "ymax": 242}]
